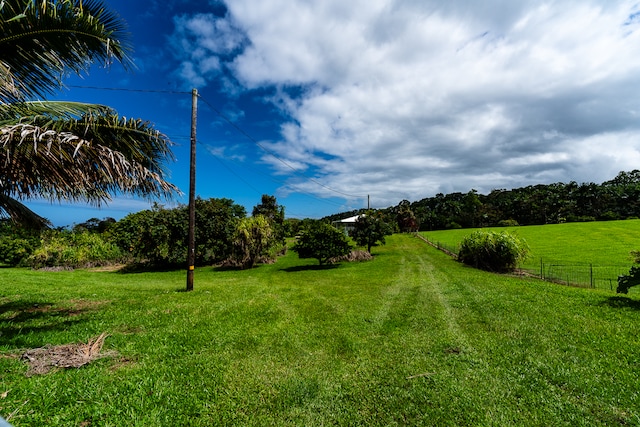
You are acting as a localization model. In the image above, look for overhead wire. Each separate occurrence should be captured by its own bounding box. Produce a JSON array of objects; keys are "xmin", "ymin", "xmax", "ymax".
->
[
  {"xmin": 197, "ymin": 140, "xmax": 346, "ymax": 208},
  {"xmin": 196, "ymin": 94, "xmax": 367, "ymax": 200},
  {"xmin": 65, "ymin": 84, "xmax": 365, "ymax": 210},
  {"xmin": 68, "ymin": 85, "xmax": 191, "ymax": 95}
]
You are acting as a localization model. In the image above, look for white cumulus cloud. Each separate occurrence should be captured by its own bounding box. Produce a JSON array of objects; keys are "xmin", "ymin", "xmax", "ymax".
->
[{"xmin": 171, "ymin": 0, "xmax": 640, "ymax": 208}]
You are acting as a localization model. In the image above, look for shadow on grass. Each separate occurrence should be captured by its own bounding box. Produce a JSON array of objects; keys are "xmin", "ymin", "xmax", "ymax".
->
[
  {"xmin": 116, "ymin": 263, "xmax": 183, "ymax": 274},
  {"xmin": 281, "ymin": 264, "xmax": 341, "ymax": 272},
  {"xmin": 601, "ymin": 296, "xmax": 640, "ymax": 310},
  {"xmin": 0, "ymin": 300, "xmax": 89, "ymax": 348}
]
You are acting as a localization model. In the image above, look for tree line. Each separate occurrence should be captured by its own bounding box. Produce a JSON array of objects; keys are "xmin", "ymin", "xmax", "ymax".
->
[{"xmin": 327, "ymin": 170, "xmax": 640, "ymax": 231}]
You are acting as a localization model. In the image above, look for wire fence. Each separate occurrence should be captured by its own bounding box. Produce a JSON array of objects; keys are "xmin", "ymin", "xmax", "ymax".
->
[
  {"xmin": 417, "ymin": 234, "xmax": 631, "ymax": 292},
  {"xmin": 520, "ymin": 261, "xmax": 629, "ymax": 292}
]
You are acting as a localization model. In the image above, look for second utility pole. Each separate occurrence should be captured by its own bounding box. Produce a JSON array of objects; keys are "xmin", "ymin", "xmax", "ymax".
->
[{"xmin": 186, "ymin": 88, "xmax": 198, "ymax": 291}]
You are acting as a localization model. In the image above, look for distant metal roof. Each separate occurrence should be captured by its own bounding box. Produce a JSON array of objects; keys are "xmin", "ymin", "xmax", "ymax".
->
[{"xmin": 335, "ymin": 214, "xmax": 363, "ymax": 223}]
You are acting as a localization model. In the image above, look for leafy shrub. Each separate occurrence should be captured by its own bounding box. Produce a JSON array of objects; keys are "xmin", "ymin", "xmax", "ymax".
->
[
  {"xmin": 599, "ymin": 211, "xmax": 620, "ymax": 221},
  {"xmin": 458, "ymin": 231, "xmax": 529, "ymax": 272},
  {"xmin": 497, "ymin": 219, "xmax": 519, "ymax": 227},
  {"xmin": 111, "ymin": 198, "xmax": 246, "ymax": 268},
  {"xmin": 617, "ymin": 265, "xmax": 640, "ymax": 294},
  {"xmin": 229, "ymin": 215, "xmax": 276, "ymax": 269},
  {"xmin": 292, "ymin": 221, "xmax": 352, "ymax": 265},
  {"xmin": 28, "ymin": 230, "xmax": 125, "ymax": 268},
  {"xmin": 567, "ymin": 215, "xmax": 596, "ymax": 222},
  {"xmin": 0, "ymin": 235, "xmax": 36, "ymax": 266},
  {"xmin": 0, "ymin": 222, "xmax": 40, "ymax": 266}
]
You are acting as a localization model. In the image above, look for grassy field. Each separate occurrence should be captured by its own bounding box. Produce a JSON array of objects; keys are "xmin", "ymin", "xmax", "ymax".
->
[
  {"xmin": 421, "ymin": 219, "xmax": 640, "ymax": 291},
  {"xmin": 421, "ymin": 219, "xmax": 640, "ymax": 265},
  {"xmin": 1, "ymin": 234, "xmax": 640, "ymax": 426}
]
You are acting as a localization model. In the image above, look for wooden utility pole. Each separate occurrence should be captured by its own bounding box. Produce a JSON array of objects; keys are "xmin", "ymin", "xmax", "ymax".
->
[{"xmin": 186, "ymin": 88, "xmax": 198, "ymax": 291}]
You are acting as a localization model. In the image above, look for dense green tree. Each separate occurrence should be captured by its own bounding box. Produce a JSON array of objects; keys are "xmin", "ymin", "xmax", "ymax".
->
[
  {"xmin": 73, "ymin": 217, "xmax": 116, "ymax": 233},
  {"xmin": 349, "ymin": 211, "xmax": 393, "ymax": 253},
  {"xmin": 292, "ymin": 221, "xmax": 352, "ymax": 265},
  {"xmin": 112, "ymin": 198, "xmax": 245, "ymax": 268},
  {"xmin": 396, "ymin": 200, "xmax": 419, "ymax": 232},
  {"xmin": 0, "ymin": 219, "xmax": 39, "ymax": 265},
  {"xmin": 380, "ymin": 170, "xmax": 640, "ymax": 230},
  {"xmin": 0, "ymin": 0, "xmax": 177, "ymax": 228}
]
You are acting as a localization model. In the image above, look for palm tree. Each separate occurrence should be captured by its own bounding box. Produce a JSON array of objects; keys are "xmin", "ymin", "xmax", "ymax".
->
[{"xmin": 0, "ymin": 0, "xmax": 179, "ymax": 227}]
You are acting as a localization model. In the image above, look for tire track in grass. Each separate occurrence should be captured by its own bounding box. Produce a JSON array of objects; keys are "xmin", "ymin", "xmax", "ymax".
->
[{"xmin": 368, "ymin": 236, "xmax": 477, "ymax": 369}]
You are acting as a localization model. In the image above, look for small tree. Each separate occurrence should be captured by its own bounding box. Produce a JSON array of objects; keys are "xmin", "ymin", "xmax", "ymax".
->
[
  {"xmin": 230, "ymin": 215, "xmax": 275, "ymax": 269},
  {"xmin": 252, "ymin": 194, "xmax": 285, "ymax": 245},
  {"xmin": 617, "ymin": 250, "xmax": 640, "ymax": 294},
  {"xmin": 292, "ymin": 221, "xmax": 352, "ymax": 265},
  {"xmin": 349, "ymin": 211, "xmax": 393, "ymax": 254},
  {"xmin": 458, "ymin": 231, "xmax": 529, "ymax": 272},
  {"xmin": 396, "ymin": 200, "xmax": 419, "ymax": 232}
]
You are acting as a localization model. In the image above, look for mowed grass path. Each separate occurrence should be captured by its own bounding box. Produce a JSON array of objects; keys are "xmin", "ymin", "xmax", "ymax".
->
[{"xmin": 1, "ymin": 234, "xmax": 639, "ymax": 425}]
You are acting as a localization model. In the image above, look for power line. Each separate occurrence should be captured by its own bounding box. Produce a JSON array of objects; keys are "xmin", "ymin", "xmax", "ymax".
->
[
  {"xmin": 198, "ymin": 140, "xmax": 346, "ymax": 207},
  {"xmin": 66, "ymin": 84, "xmax": 366, "ymax": 205},
  {"xmin": 68, "ymin": 85, "xmax": 191, "ymax": 95},
  {"xmin": 196, "ymin": 94, "xmax": 367, "ymax": 200}
]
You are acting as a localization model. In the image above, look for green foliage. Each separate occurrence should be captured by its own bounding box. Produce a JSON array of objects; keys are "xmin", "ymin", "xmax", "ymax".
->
[
  {"xmin": 0, "ymin": 0, "xmax": 178, "ymax": 228},
  {"xmin": 349, "ymin": 211, "xmax": 393, "ymax": 253},
  {"xmin": 252, "ymin": 194, "xmax": 285, "ymax": 244},
  {"xmin": 395, "ymin": 200, "xmax": 419, "ymax": 232},
  {"xmin": 111, "ymin": 198, "xmax": 246, "ymax": 268},
  {"xmin": 230, "ymin": 215, "xmax": 276, "ymax": 269},
  {"xmin": 292, "ymin": 221, "xmax": 352, "ymax": 265},
  {"xmin": 28, "ymin": 229, "xmax": 124, "ymax": 268},
  {"xmin": 0, "ymin": 235, "xmax": 36, "ymax": 266},
  {"xmin": 0, "ymin": 221, "xmax": 39, "ymax": 266},
  {"xmin": 1, "ymin": 235, "xmax": 640, "ymax": 425},
  {"xmin": 72, "ymin": 217, "xmax": 116, "ymax": 233},
  {"xmin": 458, "ymin": 230, "xmax": 529, "ymax": 272},
  {"xmin": 425, "ymin": 220, "xmax": 640, "ymax": 271},
  {"xmin": 617, "ymin": 265, "xmax": 640, "ymax": 294},
  {"xmin": 497, "ymin": 219, "xmax": 519, "ymax": 227},
  {"xmin": 618, "ymin": 250, "xmax": 640, "ymax": 293},
  {"xmin": 366, "ymin": 170, "xmax": 640, "ymax": 231}
]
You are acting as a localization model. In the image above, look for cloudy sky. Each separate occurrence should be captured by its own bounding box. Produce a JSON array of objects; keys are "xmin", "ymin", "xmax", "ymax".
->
[{"xmin": 31, "ymin": 0, "xmax": 640, "ymax": 225}]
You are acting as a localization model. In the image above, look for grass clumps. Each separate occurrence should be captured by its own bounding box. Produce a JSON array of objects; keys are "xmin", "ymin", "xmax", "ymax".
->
[{"xmin": 458, "ymin": 230, "xmax": 529, "ymax": 272}]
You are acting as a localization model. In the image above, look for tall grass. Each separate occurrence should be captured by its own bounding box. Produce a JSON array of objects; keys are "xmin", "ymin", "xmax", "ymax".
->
[{"xmin": 1, "ymin": 234, "xmax": 639, "ymax": 425}]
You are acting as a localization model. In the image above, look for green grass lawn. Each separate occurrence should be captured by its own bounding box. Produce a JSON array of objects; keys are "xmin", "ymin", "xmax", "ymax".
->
[
  {"xmin": 421, "ymin": 219, "xmax": 640, "ymax": 266},
  {"xmin": 422, "ymin": 219, "xmax": 640, "ymax": 291},
  {"xmin": 1, "ymin": 234, "xmax": 640, "ymax": 426}
]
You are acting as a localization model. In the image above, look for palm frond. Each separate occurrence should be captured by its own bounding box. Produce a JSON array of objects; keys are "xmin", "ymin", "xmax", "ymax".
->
[
  {"xmin": 0, "ymin": 0, "xmax": 133, "ymax": 102},
  {"xmin": 0, "ymin": 193, "xmax": 51, "ymax": 229},
  {"xmin": 0, "ymin": 100, "xmax": 114, "ymax": 126},
  {"xmin": 0, "ymin": 119, "xmax": 180, "ymax": 204}
]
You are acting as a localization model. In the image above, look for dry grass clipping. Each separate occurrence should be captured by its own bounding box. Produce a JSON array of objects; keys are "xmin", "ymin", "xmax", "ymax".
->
[{"xmin": 21, "ymin": 333, "xmax": 115, "ymax": 377}]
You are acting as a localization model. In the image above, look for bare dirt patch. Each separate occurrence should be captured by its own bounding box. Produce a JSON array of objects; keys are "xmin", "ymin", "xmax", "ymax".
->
[{"xmin": 87, "ymin": 264, "xmax": 126, "ymax": 272}]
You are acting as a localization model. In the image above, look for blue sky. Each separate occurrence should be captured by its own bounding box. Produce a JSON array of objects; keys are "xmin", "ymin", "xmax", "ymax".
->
[{"xmin": 27, "ymin": 0, "xmax": 640, "ymax": 226}]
